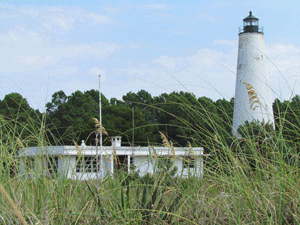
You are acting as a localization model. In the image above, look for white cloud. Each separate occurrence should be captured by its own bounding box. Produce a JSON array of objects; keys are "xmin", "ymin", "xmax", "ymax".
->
[
  {"xmin": 47, "ymin": 6, "xmax": 65, "ymax": 13},
  {"xmin": 69, "ymin": 42, "xmax": 121, "ymax": 58},
  {"xmin": 186, "ymin": 48, "xmax": 228, "ymax": 70},
  {"xmin": 197, "ymin": 14, "xmax": 218, "ymax": 22},
  {"xmin": 13, "ymin": 55, "xmax": 55, "ymax": 65},
  {"xmin": 118, "ymin": 46, "xmax": 237, "ymax": 100},
  {"xmin": 267, "ymin": 43, "xmax": 300, "ymax": 72},
  {"xmin": 21, "ymin": 8, "xmax": 40, "ymax": 17},
  {"xmin": 104, "ymin": 7, "xmax": 118, "ymax": 14},
  {"xmin": 52, "ymin": 17, "xmax": 75, "ymax": 31},
  {"xmin": 0, "ymin": 23, "xmax": 121, "ymax": 72},
  {"xmin": 52, "ymin": 66, "xmax": 79, "ymax": 76},
  {"xmin": 128, "ymin": 44, "xmax": 140, "ymax": 49},
  {"xmin": 212, "ymin": 1, "xmax": 232, "ymax": 9},
  {"xmin": 154, "ymin": 55, "xmax": 177, "ymax": 70},
  {"xmin": 0, "ymin": 12, "xmax": 17, "ymax": 18},
  {"xmin": 142, "ymin": 4, "xmax": 167, "ymax": 10},
  {"xmin": 22, "ymin": 7, "xmax": 76, "ymax": 31},
  {"xmin": 267, "ymin": 44, "xmax": 300, "ymax": 56},
  {"xmin": 89, "ymin": 67, "xmax": 105, "ymax": 76},
  {"xmin": 173, "ymin": 30, "xmax": 186, "ymax": 35},
  {"xmin": 213, "ymin": 39, "xmax": 237, "ymax": 47},
  {"xmin": 266, "ymin": 43, "xmax": 300, "ymax": 99},
  {"xmin": 20, "ymin": 6, "xmax": 111, "ymax": 32},
  {"xmin": 152, "ymin": 47, "xmax": 236, "ymax": 77},
  {"xmin": 86, "ymin": 13, "xmax": 110, "ymax": 24}
]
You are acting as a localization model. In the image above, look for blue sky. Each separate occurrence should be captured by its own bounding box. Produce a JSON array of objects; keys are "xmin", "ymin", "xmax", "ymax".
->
[{"xmin": 0, "ymin": 0, "xmax": 299, "ymax": 111}]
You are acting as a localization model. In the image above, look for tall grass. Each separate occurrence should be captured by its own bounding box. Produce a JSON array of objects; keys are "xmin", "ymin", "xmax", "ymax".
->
[{"xmin": 0, "ymin": 96, "xmax": 299, "ymax": 224}]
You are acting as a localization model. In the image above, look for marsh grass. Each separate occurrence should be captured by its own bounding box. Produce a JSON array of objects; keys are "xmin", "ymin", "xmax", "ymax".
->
[{"xmin": 0, "ymin": 96, "xmax": 300, "ymax": 224}]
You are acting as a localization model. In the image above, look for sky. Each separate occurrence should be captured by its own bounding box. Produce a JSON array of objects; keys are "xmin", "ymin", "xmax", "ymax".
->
[{"xmin": 0, "ymin": 0, "xmax": 300, "ymax": 111}]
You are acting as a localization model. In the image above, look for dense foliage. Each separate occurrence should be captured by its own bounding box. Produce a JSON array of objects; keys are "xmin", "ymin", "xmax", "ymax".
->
[
  {"xmin": 43, "ymin": 89, "xmax": 235, "ymax": 147},
  {"xmin": 2, "ymin": 90, "xmax": 300, "ymax": 149}
]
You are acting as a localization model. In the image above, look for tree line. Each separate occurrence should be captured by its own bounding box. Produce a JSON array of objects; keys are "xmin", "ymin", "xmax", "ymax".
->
[{"xmin": 1, "ymin": 90, "xmax": 300, "ymax": 150}]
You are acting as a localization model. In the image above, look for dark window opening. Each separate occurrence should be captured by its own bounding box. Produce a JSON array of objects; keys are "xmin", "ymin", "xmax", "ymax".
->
[
  {"xmin": 129, "ymin": 156, "xmax": 135, "ymax": 170},
  {"xmin": 26, "ymin": 157, "xmax": 35, "ymax": 170},
  {"xmin": 130, "ymin": 156, "xmax": 134, "ymax": 165},
  {"xmin": 157, "ymin": 157, "xmax": 172, "ymax": 170},
  {"xmin": 76, "ymin": 157, "xmax": 83, "ymax": 172},
  {"xmin": 47, "ymin": 156, "xmax": 58, "ymax": 175},
  {"xmin": 183, "ymin": 157, "xmax": 195, "ymax": 169},
  {"xmin": 76, "ymin": 156, "xmax": 99, "ymax": 173},
  {"xmin": 114, "ymin": 155, "xmax": 128, "ymax": 171}
]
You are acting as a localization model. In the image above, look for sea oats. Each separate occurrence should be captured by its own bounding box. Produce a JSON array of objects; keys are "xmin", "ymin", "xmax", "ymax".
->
[
  {"xmin": 93, "ymin": 118, "xmax": 108, "ymax": 136},
  {"xmin": 243, "ymin": 82, "xmax": 261, "ymax": 111}
]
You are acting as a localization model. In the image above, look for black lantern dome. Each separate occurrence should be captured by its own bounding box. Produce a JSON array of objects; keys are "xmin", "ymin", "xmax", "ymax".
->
[{"xmin": 240, "ymin": 11, "xmax": 263, "ymax": 34}]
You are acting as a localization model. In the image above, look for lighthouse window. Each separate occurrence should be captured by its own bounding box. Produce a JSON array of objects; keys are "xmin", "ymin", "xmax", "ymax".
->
[
  {"xmin": 26, "ymin": 157, "xmax": 35, "ymax": 170},
  {"xmin": 244, "ymin": 21, "xmax": 258, "ymax": 26},
  {"xmin": 183, "ymin": 157, "xmax": 195, "ymax": 169},
  {"xmin": 47, "ymin": 156, "xmax": 58, "ymax": 174},
  {"xmin": 76, "ymin": 156, "xmax": 99, "ymax": 173},
  {"xmin": 86, "ymin": 157, "xmax": 92, "ymax": 172},
  {"xmin": 76, "ymin": 157, "xmax": 83, "ymax": 172},
  {"xmin": 157, "ymin": 157, "xmax": 172, "ymax": 170}
]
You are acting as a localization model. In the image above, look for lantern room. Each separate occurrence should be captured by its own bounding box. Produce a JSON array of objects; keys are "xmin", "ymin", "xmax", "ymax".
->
[{"xmin": 240, "ymin": 11, "xmax": 263, "ymax": 34}]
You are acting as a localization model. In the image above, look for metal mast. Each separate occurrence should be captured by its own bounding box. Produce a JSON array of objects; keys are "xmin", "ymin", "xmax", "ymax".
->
[
  {"xmin": 132, "ymin": 106, "xmax": 134, "ymax": 146},
  {"xmin": 99, "ymin": 74, "xmax": 103, "ymax": 178}
]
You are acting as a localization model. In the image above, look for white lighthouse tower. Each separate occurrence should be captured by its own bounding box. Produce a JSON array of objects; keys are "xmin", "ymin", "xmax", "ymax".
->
[{"xmin": 232, "ymin": 11, "xmax": 274, "ymax": 136}]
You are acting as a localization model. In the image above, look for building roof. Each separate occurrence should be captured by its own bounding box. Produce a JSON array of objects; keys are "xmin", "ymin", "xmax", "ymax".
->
[
  {"xmin": 243, "ymin": 11, "xmax": 259, "ymax": 22},
  {"xmin": 19, "ymin": 145, "xmax": 206, "ymax": 157}
]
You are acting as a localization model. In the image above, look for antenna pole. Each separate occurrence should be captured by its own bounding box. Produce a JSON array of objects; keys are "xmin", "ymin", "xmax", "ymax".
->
[
  {"xmin": 132, "ymin": 106, "xmax": 134, "ymax": 147},
  {"xmin": 99, "ymin": 74, "xmax": 103, "ymax": 178}
]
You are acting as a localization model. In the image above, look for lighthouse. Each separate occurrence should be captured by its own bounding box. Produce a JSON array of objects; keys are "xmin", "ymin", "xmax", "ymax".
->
[{"xmin": 232, "ymin": 11, "xmax": 274, "ymax": 136}]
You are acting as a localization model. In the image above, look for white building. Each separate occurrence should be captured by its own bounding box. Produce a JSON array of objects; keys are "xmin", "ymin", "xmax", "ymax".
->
[
  {"xmin": 232, "ymin": 11, "xmax": 274, "ymax": 136},
  {"xmin": 19, "ymin": 136, "xmax": 205, "ymax": 180}
]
